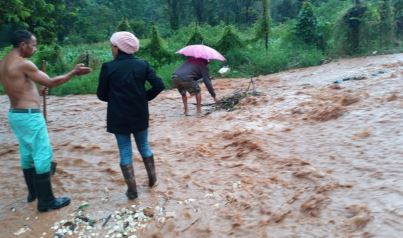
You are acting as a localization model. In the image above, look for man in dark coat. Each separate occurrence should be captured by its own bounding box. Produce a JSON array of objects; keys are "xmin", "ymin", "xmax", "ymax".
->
[{"xmin": 97, "ymin": 31, "xmax": 164, "ymax": 199}]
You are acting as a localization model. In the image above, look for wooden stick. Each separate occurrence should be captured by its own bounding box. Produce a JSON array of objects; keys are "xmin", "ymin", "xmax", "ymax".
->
[
  {"xmin": 180, "ymin": 217, "xmax": 200, "ymax": 232},
  {"xmin": 40, "ymin": 60, "xmax": 58, "ymax": 174},
  {"xmin": 41, "ymin": 60, "xmax": 47, "ymax": 123}
]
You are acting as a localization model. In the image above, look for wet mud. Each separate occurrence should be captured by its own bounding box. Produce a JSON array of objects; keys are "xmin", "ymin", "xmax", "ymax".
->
[{"xmin": 0, "ymin": 53, "xmax": 402, "ymax": 237}]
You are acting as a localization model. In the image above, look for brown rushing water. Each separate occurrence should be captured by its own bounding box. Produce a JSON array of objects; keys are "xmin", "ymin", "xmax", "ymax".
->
[{"xmin": 0, "ymin": 53, "xmax": 402, "ymax": 238}]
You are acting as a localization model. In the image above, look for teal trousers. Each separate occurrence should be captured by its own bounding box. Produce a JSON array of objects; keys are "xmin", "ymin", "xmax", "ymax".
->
[{"xmin": 8, "ymin": 110, "xmax": 53, "ymax": 174}]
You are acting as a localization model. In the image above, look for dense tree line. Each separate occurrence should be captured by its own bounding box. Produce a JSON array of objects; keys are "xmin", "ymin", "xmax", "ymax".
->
[
  {"xmin": 0, "ymin": 0, "xmax": 262, "ymax": 45},
  {"xmin": 0, "ymin": 0, "xmax": 402, "ymax": 52},
  {"xmin": 0, "ymin": 0, "xmax": 402, "ymax": 96}
]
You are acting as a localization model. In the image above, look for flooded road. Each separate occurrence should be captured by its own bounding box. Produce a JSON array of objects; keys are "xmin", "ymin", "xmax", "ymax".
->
[{"xmin": 0, "ymin": 53, "xmax": 402, "ymax": 237}]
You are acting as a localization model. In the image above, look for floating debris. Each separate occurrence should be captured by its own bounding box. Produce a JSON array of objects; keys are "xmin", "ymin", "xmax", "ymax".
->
[
  {"xmin": 77, "ymin": 202, "xmax": 90, "ymax": 211},
  {"xmin": 102, "ymin": 214, "xmax": 112, "ymax": 227},
  {"xmin": 232, "ymin": 181, "xmax": 242, "ymax": 190},
  {"xmin": 184, "ymin": 198, "xmax": 196, "ymax": 204},
  {"xmin": 333, "ymin": 76, "xmax": 367, "ymax": 84},
  {"xmin": 204, "ymin": 193, "xmax": 214, "ymax": 198},
  {"xmin": 143, "ymin": 207, "xmax": 154, "ymax": 218},
  {"xmin": 371, "ymin": 70, "xmax": 386, "ymax": 76},
  {"xmin": 180, "ymin": 217, "xmax": 200, "ymax": 232},
  {"xmin": 206, "ymin": 78, "xmax": 261, "ymax": 114},
  {"xmin": 13, "ymin": 226, "xmax": 31, "ymax": 236},
  {"xmin": 76, "ymin": 215, "xmax": 96, "ymax": 226}
]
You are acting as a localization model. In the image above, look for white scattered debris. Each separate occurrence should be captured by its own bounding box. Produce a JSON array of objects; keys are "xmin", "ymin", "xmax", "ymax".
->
[
  {"xmin": 50, "ymin": 205, "xmax": 156, "ymax": 238},
  {"xmin": 232, "ymin": 181, "xmax": 242, "ymax": 190},
  {"xmin": 184, "ymin": 198, "xmax": 196, "ymax": 204},
  {"xmin": 165, "ymin": 211, "xmax": 176, "ymax": 218},
  {"xmin": 157, "ymin": 217, "xmax": 166, "ymax": 224},
  {"xmin": 13, "ymin": 226, "xmax": 31, "ymax": 236},
  {"xmin": 47, "ymin": 195, "xmax": 218, "ymax": 237},
  {"xmin": 102, "ymin": 197, "xmax": 109, "ymax": 202},
  {"xmin": 204, "ymin": 193, "xmax": 214, "ymax": 198},
  {"xmin": 218, "ymin": 66, "xmax": 230, "ymax": 75}
]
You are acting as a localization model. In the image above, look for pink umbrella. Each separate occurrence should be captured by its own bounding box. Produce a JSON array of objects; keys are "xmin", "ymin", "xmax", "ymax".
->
[{"xmin": 176, "ymin": 44, "xmax": 226, "ymax": 61}]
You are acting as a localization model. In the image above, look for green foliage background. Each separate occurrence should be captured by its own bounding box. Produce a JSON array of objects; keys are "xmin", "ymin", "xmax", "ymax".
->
[{"xmin": 0, "ymin": 0, "xmax": 402, "ymax": 95}]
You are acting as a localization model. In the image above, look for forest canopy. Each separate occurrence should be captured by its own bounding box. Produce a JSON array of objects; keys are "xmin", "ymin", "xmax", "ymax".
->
[{"xmin": 0, "ymin": 0, "xmax": 402, "ymax": 95}]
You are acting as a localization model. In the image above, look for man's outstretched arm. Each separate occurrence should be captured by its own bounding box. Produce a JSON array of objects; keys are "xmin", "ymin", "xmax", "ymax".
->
[{"xmin": 24, "ymin": 61, "xmax": 91, "ymax": 88}]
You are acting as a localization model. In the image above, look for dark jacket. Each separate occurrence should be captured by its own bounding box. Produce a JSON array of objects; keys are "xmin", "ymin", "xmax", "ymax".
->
[
  {"xmin": 174, "ymin": 58, "xmax": 216, "ymax": 98},
  {"xmin": 97, "ymin": 53, "xmax": 164, "ymax": 134}
]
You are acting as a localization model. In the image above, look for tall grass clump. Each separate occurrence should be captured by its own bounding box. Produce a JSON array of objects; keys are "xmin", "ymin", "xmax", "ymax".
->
[
  {"xmin": 187, "ymin": 25, "xmax": 205, "ymax": 45},
  {"xmin": 34, "ymin": 44, "xmax": 68, "ymax": 74},
  {"xmin": 225, "ymin": 40, "xmax": 323, "ymax": 77},
  {"xmin": 294, "ymin": 1, "xmax": 321, "ymax": 48},
  {"xmin": 117, "ymin": 19, "xmax": 133, "ymax": 32},
  {"xmin": 215, "ymin": 26, "xmax": 244, "ymax": 53},
  {"xmin": 141, "ymin": 25, "xmax": 173, "ymax": 67},
  {"xmin": 50, "ymin": 73, "xmax": 99, "ymax": 95}
]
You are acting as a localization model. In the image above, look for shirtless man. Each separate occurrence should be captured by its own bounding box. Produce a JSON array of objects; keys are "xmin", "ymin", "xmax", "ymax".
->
[{"xmin": 0, "ymin": 30, "xmax": 91, "ymax": 212}]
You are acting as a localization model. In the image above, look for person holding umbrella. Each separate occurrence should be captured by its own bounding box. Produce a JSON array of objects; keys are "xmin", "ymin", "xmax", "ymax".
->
[
  {"xmin": 173, "ymin": 44, "xmax": 225, "ymax": 115},
  {"xmin": 97, "ymin": 31, "xmax": 164, "ymax": 200}
]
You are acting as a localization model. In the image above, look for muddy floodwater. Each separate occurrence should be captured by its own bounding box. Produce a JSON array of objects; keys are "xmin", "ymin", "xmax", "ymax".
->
[{"xmin": 0, "ymin": 53, "xmax": 402, "ymax": 238}]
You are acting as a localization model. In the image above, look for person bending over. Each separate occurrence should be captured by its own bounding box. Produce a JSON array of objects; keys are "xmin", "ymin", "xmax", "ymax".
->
[{"xmin": 172, "ymin": 57, "xmax": 217, "ymax": 115}]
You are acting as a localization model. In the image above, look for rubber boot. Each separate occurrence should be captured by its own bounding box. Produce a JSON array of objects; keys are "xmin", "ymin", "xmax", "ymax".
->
[
  {"xmin": 34, "ymin": 172, "xmax": 70, "ymax": 212},
  {"xmin": 51, "ymin": 161, "xmax": 57, "ymax": 176},
  {"xmin": 120, "ymin": 164, "xmax": 138, "ymax": 199},
  {"xmin": 22, "ymin": 168, "xmax": 36, "ymax": 202},
  {"xmin": 143, "ymin": 155, "xmax": 158, "ymax": 187}
]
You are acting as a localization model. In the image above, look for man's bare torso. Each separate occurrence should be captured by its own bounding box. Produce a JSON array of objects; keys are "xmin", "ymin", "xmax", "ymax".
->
[{"xmin": 0, "ymin": 51, "xmax": 41, "ymax": 109}]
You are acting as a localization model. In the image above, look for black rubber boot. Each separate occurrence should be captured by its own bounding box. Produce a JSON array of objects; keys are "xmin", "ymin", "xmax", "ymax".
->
[
  {"xmin": 50, "ymin": 161, "xmax": 57, "ymax": 176},
  {"xmin": 22, "ymin": 168, "xmax": 36, "ymax": 202},
  {"xmin": 34, "ymin": 172, "xmax": 70, "ymax": 212},
  {"xmin": 120, "ymin": 164, "xmax": 138, "ymax": 199},
  {"xmin": 143, "ymin": 155, "xmax": 158, "ymax": 187}
]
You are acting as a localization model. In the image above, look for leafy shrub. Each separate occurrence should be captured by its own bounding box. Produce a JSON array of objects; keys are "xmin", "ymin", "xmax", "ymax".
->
[
  {"xmin": 294, "ymin": 1, "xmax": 321, "ymax": 47},
  {"xmin": 215, "ymin": 26, "xmax": 244, "ymax": 53},
  {"xmin": 117, "ymin": 19, "xmax": 133, "ymax": 32},
  {"xmin": 130, "ymin": 20, "xmax": 149, "ymax": 38},
  {"xmin": 187, "ymin": 25, "xmax": 204, "ymax": 45},
  {"xmin": 34, "ymin": 44, "xmax": 68, "ymax": 74},
  {"xmin": 141, "ymin": 25, "xmax": 173, "ymax": 67}
]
